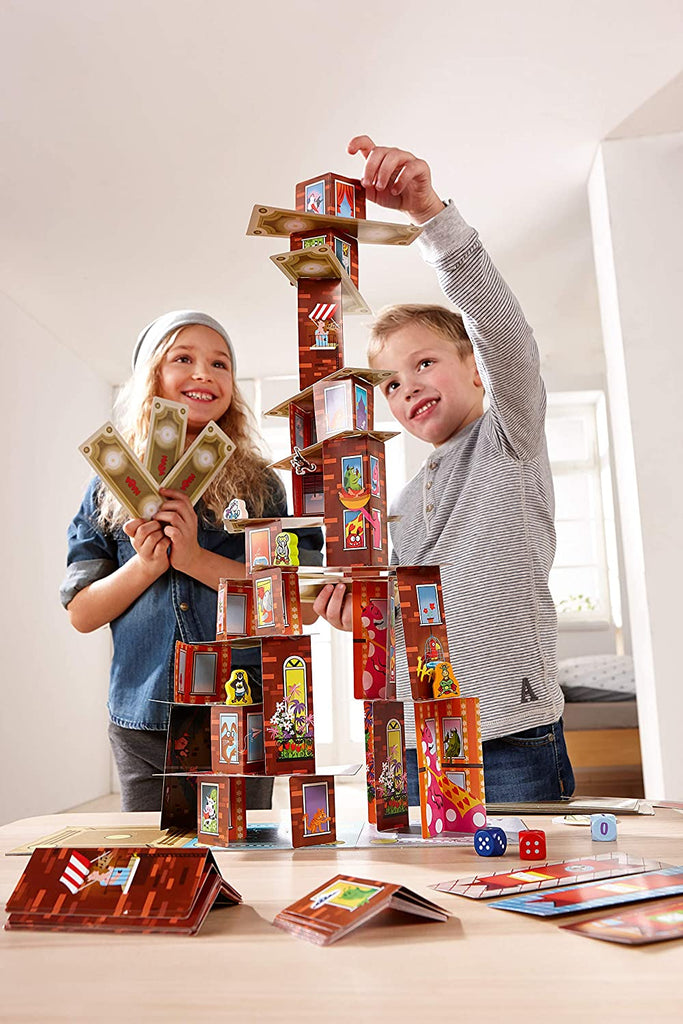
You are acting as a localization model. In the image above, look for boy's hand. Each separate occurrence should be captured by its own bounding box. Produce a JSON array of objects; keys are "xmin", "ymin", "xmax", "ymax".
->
[
  {"xmin": 154, "ymin": 488, "xmax": 201, "ymax": 575},
  {"xmin": 347, "ymin": 135, "xmax": 444, "ymax": 224},
  {"xmin": 312, "ymin": 583, "xmax": 353, "ymax": 632},
  {"xmin": 123, "ymin": 517, "xmax": 170, "ymax": 579}
]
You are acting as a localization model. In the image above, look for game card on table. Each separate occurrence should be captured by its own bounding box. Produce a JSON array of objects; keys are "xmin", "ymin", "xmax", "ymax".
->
[
  {"xmin": 5, "ymin": 846, "xmax": 241, "ymax": 935},
  {"xmin": 273, "ymin": 873, "xmax": 448, "ymax": 945}
]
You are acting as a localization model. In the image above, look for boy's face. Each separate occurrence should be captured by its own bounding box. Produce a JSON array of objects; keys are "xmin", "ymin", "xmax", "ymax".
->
[{"xmin": 373, "ymin": 324, "xmax": 484, "ymax": 446}]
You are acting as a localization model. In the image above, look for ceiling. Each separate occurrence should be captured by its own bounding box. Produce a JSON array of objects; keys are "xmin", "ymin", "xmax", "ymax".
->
[{"xmin": 3, "ymin": 1, "xmax": 683, "ymax": 389}]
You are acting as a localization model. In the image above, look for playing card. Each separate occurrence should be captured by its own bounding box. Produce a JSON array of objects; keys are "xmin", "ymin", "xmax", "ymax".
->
[
  {"xmin": 162, "ymin": 421, "xmax": 235, "ymax": 505},
  {"xmin": 145, "ymin": 396, "xmax": 188, "ymax": 483},
  {"xmin": 270, "ymin": 247, "xmax": 370, "ymax": 315},
  {"xmin": 246, "ymin": 205, "xmax": 422, "ymax": 246},
  {"xmin": 80, "ymin": 422, "xmax": 162, "ymax": 519}
]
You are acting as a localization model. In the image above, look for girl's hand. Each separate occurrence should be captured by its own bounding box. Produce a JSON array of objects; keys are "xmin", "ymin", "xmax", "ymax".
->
[
  {"xmin": 122, "ymin": 518, "xmax": 170, "ymax": 579},
  {"xmin": 312, "ymin": 583, "xmax": 353, "ymax": 632},
  {"xmin": 154, "ymin": 487, "xmax": 201, "ymax": 575},
  {"xmin": 347, "ymin": 135, "xmax": 444, "ymax": 224}
]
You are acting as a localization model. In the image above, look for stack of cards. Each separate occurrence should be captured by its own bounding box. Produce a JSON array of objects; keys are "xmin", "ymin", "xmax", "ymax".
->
[
  {"xmin": 80, "ymin": 398, "xmax": 235, "ymax": 520},
  {"xmin": 5, "ymin": 847, "xmax": 241, "ymax": 935},
  {"xmin": 273, "ymin": 873, "xmax": 448, "ymax": 945}
]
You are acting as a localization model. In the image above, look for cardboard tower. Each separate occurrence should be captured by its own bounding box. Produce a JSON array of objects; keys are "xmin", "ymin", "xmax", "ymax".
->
[{"xmin": 157, "ymin": 170, "xmax": 486, "ymax": 845}]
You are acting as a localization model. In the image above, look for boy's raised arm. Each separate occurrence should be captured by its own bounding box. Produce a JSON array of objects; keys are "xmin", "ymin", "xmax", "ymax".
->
[{"xmin": 348, "ymin": 135, "xmax": 546, "ymax": 462}]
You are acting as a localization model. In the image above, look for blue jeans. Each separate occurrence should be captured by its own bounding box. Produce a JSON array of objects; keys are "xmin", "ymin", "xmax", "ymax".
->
[{"xmin": 406, "ymin": 718, "xmax": 575, "ymax": 806}]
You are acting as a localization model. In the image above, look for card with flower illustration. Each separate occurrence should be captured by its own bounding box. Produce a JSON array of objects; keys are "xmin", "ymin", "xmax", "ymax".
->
[
  {"xmin": 261, "ymin": 635, "xmax": 316, "ymax": 776},
  {"xmin": 364, "ymin": 701, "xmax": 408, "ymax": 831}
]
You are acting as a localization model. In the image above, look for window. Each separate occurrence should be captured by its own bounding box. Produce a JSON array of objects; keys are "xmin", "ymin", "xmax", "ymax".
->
[{"xmin": 546, "ymin": 392, "xmax": 621, "ymax": 626}]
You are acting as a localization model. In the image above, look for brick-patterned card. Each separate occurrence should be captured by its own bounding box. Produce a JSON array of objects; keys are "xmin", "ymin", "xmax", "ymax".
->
[
  {"xmin": 323, "ymin": 435, "xmax": 388, "ymax": 568},
  {"xmin": 352, "ymin": 578, "xmax": 396, "ymax": 700},
  {"xmin": 273, "ymin": 873, "xmax": 447, "ymax": 945},
  {"xmin": 197, "ymin": 776, "xmax": 247, "ymax": 847},
  {"xmin": 364, "ymin": 701, "xmax": 408, "ymax": 831},
  {"xmin": 262, "ymin": 636, "xmax": 315, "ymax": 776},
  {"xmin": 395, "ymin": 566, "xmax": 450, "ymax": 700},
  {"xmin": 289, "ymin": 776, "xmax": 337, "ymax": 848},
  {"xmin": 174, "ymin": 641, "xmax": 233, "ymax": 703},
  {"xmin": 297, "ymin": 278, "xmax": 345, "ymax": 389},
  {"xmin": 216, "ymin": 579, "xmax": 254, "ymax": 640},
  {"xmin": 5, "ymin": 847, "xmax": 241, "ymax": 934}
]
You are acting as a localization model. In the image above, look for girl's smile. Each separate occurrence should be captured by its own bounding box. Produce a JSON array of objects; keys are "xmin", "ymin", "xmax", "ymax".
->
[{"xmin": 157, "ymin": 324, "xmax": 233, "ymax": 441}]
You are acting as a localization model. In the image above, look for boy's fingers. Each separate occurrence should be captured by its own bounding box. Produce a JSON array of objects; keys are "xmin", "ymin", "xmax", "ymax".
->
[
  {"xmin": 373, "ymin": 150, "xmax": 413, "ymax": 192},
  {"xmin": 391, "ymin": 160, "xmax": 428, "ymax": 195},
  {"xmin": 326, "ymin": 583, "xmax": 349, "ymax": 628},
  {"xmin": 361, "ymin": 146, "xmax": 391, "ymax": 188},
  {"xmin": 347, "ymin": 134, "xmax": 375, "ymax": 157},
  {"xmin": 311, "ymin": 583, "xmax": 334, "ymax": 618}
]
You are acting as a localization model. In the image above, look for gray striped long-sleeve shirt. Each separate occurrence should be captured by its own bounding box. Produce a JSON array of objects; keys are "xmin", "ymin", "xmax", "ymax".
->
[{"xmin": 390, "ymin": 201, "xmax": 564, "ymax": 747}]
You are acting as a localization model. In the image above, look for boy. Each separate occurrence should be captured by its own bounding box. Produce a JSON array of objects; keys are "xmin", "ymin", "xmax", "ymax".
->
[{"xmin": 313, "ymin": 136, "xmax": 574, "ymax": 803}]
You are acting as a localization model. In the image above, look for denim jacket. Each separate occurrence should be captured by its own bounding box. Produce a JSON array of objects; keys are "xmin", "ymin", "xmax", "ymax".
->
[{"xmin": 60, "ymin": 476, "xmax": 322, "ymax": 730}]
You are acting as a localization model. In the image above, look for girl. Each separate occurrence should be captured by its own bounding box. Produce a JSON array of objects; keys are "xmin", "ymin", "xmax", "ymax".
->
[{"xmin": 61, "ymin": 310, "xmax": 321, "ymax": 811}]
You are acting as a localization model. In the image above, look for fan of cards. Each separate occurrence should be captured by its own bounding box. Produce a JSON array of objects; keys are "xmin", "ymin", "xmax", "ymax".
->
[{"xmin": 79, "ymin": 397, "xmax": 235, "ymax": 519}]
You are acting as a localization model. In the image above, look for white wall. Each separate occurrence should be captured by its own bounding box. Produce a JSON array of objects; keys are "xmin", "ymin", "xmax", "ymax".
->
[
  {"xmin": 0, "ymin": 293, "xmax": 112, "ymax": 824},
  {"xmin": 589, "ymin": 131, "xmax": 683, "ymax": 799}
]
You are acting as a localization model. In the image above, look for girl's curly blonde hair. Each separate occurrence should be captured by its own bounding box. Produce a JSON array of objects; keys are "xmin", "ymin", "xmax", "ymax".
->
[{"xmin": 96, "ymin": 329, "xmax": 278, "ymax": 532}]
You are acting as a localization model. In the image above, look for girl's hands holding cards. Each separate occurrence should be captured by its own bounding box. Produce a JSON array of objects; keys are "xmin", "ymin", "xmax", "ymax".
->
[
  {"xmin": 123, "ymin": 518, "xmax": 170, "ymax": 579},
  {"xmin": 154, "ymin": 488, "xmax": 201, "ymax": 575}
]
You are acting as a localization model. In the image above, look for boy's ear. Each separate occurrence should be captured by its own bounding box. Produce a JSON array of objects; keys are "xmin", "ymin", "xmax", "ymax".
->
[{"xmin": 468, "ymin": 352, "xmax": 483, "ymax": 389}]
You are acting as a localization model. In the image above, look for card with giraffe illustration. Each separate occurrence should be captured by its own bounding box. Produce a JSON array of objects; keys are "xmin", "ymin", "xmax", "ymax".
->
[
  {"xmin": 352, "ymin": 578, "xmax": 397, "ymax": 701},
  {"xmin": 273, "ymin": 873, "xmax": 448, "ymax": 945},
  {"xmin": 289, "ymin": 776, "xmax": 337, "ymax": 847},
  {"xmin": 415, "ymin": 697, "xmax": 486, "ymax": 838}
]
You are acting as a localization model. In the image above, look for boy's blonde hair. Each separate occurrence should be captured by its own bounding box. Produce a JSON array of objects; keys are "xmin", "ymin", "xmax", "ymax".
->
[
  {"xmin": 97, "ymin": 329, "xmax": 277, "ymax": 531},
  {"xmin": 368, "ymin": 304, "xmax": 473, "ymax": 361}
]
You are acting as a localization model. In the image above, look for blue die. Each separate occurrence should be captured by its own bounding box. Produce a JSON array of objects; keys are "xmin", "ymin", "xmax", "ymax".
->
[
  {"xmin": 591, "ymin": 813, "xmax": 617, "ymax": 842},
  {"xmin": 474, "ymin": 826, "xmax": 508, "ymax": 857}
]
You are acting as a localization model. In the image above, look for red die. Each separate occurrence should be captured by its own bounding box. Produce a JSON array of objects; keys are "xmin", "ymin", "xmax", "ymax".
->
[{"xmin": 519, "ymin": 829, "xmax": 546, "ymax": 860}]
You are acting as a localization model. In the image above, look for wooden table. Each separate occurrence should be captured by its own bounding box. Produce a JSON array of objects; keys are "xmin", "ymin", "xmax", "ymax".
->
[{"xmin": 1, "ymin": 809, "xmax": 683, "ymax": 1022}]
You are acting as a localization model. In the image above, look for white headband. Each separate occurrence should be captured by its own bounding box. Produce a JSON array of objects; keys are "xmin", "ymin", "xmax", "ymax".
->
[{"xmin": 132, "ymin": 310, "xmax": 236, "ymax": 374}]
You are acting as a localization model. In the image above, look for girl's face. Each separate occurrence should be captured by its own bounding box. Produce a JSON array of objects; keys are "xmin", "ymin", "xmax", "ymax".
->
[{"xmin": 157, "ymin": 325, "xmax": 233, "ymax": 438}]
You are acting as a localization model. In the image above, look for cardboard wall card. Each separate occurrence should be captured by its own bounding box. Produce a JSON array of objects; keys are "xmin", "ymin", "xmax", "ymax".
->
[
  {"xmin": 5, "ymin": 847, "xmax": 241, "ymax": 934},
  {"xmin": 273, "ymin": 873, "xmax": 447, "ymax": 945}
]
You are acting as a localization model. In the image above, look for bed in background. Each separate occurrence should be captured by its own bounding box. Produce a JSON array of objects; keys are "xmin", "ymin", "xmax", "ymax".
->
[{"xmin": 559, "ymin": 655, "xmax": 643, "ymax": 798}]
